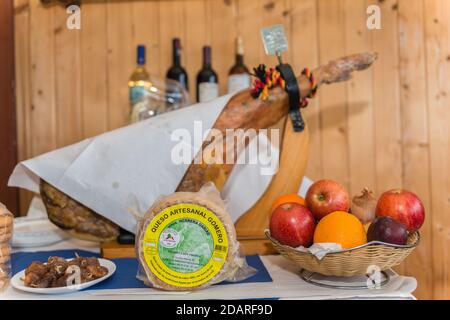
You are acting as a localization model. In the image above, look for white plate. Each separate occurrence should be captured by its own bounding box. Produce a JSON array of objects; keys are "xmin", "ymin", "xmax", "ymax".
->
[
  {"xmin": 12, "ymin": 217, "xmax": 69, "ymax": 248},
  {"xmin": 11, "ymin": 258, "xmax": 116, "ymax": 295}
]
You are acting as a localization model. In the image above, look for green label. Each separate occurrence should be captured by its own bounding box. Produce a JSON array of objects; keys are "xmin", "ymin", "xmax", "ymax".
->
[
  {"xmin": 142, "ymin": 203, "xmax": 228, "ymax": 288},
  {"xmin": 129, "ymin": 86, "xmax": 146, "ymax": 105},
  {"xmin": 158, "ymin": 218, "xmax": 214, "ymax": 273}
]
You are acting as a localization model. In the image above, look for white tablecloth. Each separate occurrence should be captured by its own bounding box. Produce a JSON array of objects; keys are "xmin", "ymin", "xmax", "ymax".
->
[{"xmin": 0, "ymin": 237, "xmax": 416, "ymax": 300}]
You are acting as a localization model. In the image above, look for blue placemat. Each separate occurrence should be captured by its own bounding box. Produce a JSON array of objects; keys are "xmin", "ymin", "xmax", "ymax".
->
[{"xmin": 11, "ymin": 249, "xmax": 272, "ymax": 290}]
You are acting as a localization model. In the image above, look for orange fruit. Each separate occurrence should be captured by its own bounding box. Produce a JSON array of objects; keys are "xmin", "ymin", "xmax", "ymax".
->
[
  {"xmin": 271, "ymin": 194, "xmax": 306, "ymax": 211},
  {"xmin": 313, "ymin": 211, "xmax": 367, "ymax": 249}
]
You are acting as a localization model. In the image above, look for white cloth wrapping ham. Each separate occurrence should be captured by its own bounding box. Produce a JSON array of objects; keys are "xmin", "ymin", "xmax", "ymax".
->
[{"xmin": 8, "ymin": 95, "xmax": 312, "ymax": 234}]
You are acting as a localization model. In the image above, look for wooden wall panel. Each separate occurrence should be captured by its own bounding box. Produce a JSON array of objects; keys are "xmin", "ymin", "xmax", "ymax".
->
[
  {"xmin": 184, "ymin": 0, "xmax": 208, "ymax": 103},
  {"xmin": 290, "ymin": 0, "xmax": 321, "ymax": 181},
  {"xmin": 80, "ymin": 1, "xmax": 109, "ymax": 138},
  {"xmin": 29, "ymin": 0, "xmax": 57, "ymax": 156},
  {"xmin": 132, "ymin": 1, "xmax": 160, "ymax": 77},
  {"xmin": 424, "ymin": 0, "xmax": 450, "ymax": 299},
  {"xmin": 158, "ymin": 0, "xmax": 185, "ymax": 80},
  {"xmin": 345, "ymin": 0, "xmax": 375, "ymax": 196},
  {"xmin": 13, "ymin": 0, "xmax": 450, "ymax": 299},
  {"xmin": 317, "ymin": 0, "xmax": 350, "ymax": 189},
  {"xmin": 210, "ymin": 0, "xmax": 238, "ymax": 95},
  {"xmin": 237, "ymin": 0, "xmax": 264, "ymax": 70},
  {"xmin": 106, "ymin": 1, "xmax": 134, "ymax": 129},
  {"xmin": 54, "ymin": 5, "xmax": 82, "ymax": 147},
  {"xmin": 14, "ymin": 0, "xmax": 31, "ymax": 164},
  {"xmin": 398, "ymin": 0, "xmax": 433, "ymax": 298},
  {"xmin": 261, "ymin": 0, "xmax": 291, "ymax": 65}
]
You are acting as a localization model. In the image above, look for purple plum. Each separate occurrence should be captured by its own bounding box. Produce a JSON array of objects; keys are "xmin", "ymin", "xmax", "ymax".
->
[{"xmin": 367, "ymin": 217, "xmax": 408, "ymax": 245}]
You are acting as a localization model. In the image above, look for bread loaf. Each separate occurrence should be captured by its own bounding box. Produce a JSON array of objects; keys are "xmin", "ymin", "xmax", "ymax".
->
[
  {"xmin": 0, "ymin": 203, "xmax": 12, "ymax": 291},
  {"xmin": 0, "ymin": 245, "xmax": 10, "ymax": 264}
]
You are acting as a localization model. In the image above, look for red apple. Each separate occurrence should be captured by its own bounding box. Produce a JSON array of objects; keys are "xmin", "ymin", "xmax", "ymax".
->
[
  {"xmin": 305, "ymin": 179, "xmax": 350, "ymax": 220},
  {"xmin": 269, "ymin": 203, "xmax": 316, "ymax": 247},
  {"xmin": 376, "ymin": 189, "xmax": 425, "ymax": 232}
]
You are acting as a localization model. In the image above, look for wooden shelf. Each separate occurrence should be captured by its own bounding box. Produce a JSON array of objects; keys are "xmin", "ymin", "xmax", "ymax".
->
[{"xmin": 101, "ymin": 239, "xmax": 277, "ymax": 259}]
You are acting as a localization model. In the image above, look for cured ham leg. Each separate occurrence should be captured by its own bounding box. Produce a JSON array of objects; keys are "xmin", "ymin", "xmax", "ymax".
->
[{"xmin": 177, "ymin": 52, "xmax": 377, "ymax": 192}]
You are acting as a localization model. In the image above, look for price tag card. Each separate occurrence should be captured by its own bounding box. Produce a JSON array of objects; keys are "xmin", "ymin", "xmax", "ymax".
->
[{"xmin": 261, "ymin": 25, "xmax": 289, "ymax": 56}]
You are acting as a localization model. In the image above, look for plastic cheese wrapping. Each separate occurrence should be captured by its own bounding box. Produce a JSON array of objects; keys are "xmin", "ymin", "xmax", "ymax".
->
[
  {"xmin": 136, "ymin": 183, "xmax": 256, "ymax": 291},
  {"xmin": 0, "ymin": 203, "xmax": 13, "ymax": 291}
]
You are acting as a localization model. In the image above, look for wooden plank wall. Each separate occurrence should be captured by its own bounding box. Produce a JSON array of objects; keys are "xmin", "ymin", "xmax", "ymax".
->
[{"xmin": 13, "ymin": 0, "xmax": 450, "ymax": 299}]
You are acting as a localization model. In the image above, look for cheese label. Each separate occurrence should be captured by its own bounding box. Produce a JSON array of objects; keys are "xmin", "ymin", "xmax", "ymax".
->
[{"xmin": 142, "ymin": 203, "xmax": 229, "ymax": 288}]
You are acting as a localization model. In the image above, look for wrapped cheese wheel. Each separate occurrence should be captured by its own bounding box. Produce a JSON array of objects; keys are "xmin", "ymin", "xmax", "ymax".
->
[
  {"xmin": 0, "ymin": 203, "xmax": 13, "ymax": 292},
  {"xmin": 136, "ymin": 183, "xmax": 255, "ymax": 291}
]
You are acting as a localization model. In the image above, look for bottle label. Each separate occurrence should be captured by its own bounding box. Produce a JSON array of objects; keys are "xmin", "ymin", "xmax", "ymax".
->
[
  {"xmin": 199, "ymin": 82, "xmax": 219, "ymax": 103},
  {"xmin": 130, "ymin": 100, "xmax": 158, "ymax": 123},
  {"xmin": 228, "ymin": 74, "xmax": 251, "ymax": 94},
  {"xmin": 129, "ymin": 85, "xmax": 147, "ymax": 106},
  {"xmin": 142, "ymin": 203, "xmax": 228, "ymax": 288}
]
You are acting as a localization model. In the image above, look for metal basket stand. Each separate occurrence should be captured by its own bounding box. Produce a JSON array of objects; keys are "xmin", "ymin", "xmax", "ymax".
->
[{"xmin": 299, "ymin": 269, "xmax": 391, "ymax": 290}]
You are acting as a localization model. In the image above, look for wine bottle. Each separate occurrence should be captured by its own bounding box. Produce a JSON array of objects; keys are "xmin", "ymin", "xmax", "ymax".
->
[
  {"xmin": 129, "ymin": 45, "xmax": 150, "ymax": 108},
  {"xmin": 227, "ymin": 36, "xmax": 251, "ymax": 94},
  {"xmin": 196, "ymin": 46, "xmax": 219, "ymax": 103},
  {"xmin": 166, "ymin": 38, "xmax": 189, "ymax": 90}
]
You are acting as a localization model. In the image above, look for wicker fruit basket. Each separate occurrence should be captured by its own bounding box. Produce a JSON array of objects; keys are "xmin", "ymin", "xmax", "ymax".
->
[{"xmin": 265, "ymin": 230, "xmax": 420, "ymax": 277}]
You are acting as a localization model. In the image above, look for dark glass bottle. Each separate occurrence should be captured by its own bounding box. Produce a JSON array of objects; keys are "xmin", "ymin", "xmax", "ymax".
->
[
  {"xmin": 166, "ymin": 38, "xmax": 189, "ymax": 91},
  {"xmin": 228, "ymin": 36, "xmax": 251, "ymax": 94},
  {"xmin": 196, "ymin": 46, "xmax": 219, "ymax": 103}
]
